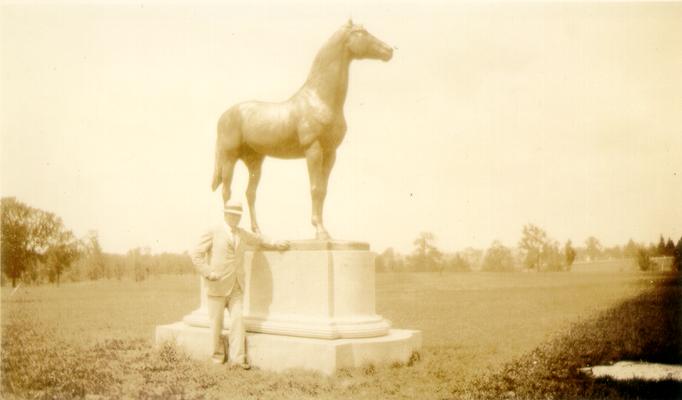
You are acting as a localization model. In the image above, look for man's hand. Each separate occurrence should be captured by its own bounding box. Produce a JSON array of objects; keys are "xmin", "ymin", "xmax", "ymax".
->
[
  {"xmin": 204, "ymin": 272, "xmax": 221, "ymax": 281},
  {"xmin": 275, "ymin": 241, "xmax": 290, "ymax": 251}
]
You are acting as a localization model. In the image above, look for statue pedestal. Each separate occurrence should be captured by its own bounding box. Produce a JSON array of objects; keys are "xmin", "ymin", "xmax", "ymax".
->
[{"xmin": 155, "ymin": 240, "xmax": 422, "ymax": 374}]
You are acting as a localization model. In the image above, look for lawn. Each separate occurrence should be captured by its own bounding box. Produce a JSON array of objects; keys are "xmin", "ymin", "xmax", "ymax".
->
[{"xmin": 1, "ymin": 269, "xmax": 677, "ymax": 399}]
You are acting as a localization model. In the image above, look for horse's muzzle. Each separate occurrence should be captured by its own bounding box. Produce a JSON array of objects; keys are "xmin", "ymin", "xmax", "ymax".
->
[{"xmin": 376, "ymin": 44, "xmax": 393, "ymax": 62}]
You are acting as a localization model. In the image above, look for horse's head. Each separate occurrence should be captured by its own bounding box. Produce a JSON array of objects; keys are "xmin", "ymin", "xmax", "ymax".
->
[{"xmin": 343, "ymin": 20, "xmax": 393, "ymax": 62}]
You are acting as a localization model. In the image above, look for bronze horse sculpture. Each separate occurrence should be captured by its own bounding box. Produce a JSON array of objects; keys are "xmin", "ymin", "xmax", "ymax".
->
[{"xmin": 212, "ymin": 21, "xmax": 393, "ymax": 239}]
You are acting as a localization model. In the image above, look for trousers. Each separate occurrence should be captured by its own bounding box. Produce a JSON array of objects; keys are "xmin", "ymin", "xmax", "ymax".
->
[{"xmin": 206, "ymin": 284, "xmax": 245, "ymax": 364}]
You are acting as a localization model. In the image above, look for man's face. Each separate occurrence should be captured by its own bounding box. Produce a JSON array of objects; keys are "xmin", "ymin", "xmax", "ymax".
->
[{"xmin": 224, "ymin": 212, "xmax": 241, "ymax": 230}]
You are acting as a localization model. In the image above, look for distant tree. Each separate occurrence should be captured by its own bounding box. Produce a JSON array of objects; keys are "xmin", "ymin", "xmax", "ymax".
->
[
  {"xmin": 518, "ymin": 224, "xmax": 548, "ymax": 270},
  {"xmin": 445, "ymin": 253, "xmax": 471, "ymax": 272},
  {"xmin": 542, "ymin": 240, "xmax": 564, "ymax": 271},
  {"xmin": 460, "ymin": 247, "xmax": 483, "ymax": 270},
  {"xmin": 482, "ymin": 241, "xmax": 516, "ymax": 272},
  {"xmin": 102, "ymin": 253, "xmax": 127, "ymax": 280},
  {"xmin": 128, "ymin": 247, "xmax": 153, "ymax": 281},
  {"xmin": 665, "ymin": 238, "xmax": 676, "ymax": 257},
  {"xmin": 376, "ymin": 247, "xmax": 397, "ymax": 272},
  {"xmin": 623, "ymin": 239, "xmax": 638, "ymax": 259},
  {"xmin": 1, "ymin": 197, "xmax": 65, "ymax": 287},
  {"xmin": 637, "ymin": 247, "xmax": 652, "ymax": 271},
  {"xmin": 674, "ymin": 236, "xmax": 682, "ymax": 272},
  {"xmin": 647, "ymin": 242, "xmax": 657, "ymax": 258},
  {"xmin": 584, "ymin": 236, "xmax": 602, "ymax": 261},
  {"xmin": 393, "ymin": 252, "xmax": 406, "ymax": 272},
  {"xmin": 412, "ymin": 232, "xmax": 435, "ymax": 255},
  {"xmin": 408, "ymin": 232, "xmax": 442, "ymax": 272},
  {"xmin": 142, "ymin": 246, "xmax": 153, "ymax": 277},
  {"xmin": 378, "ymin": 248, "xmax": 406, "ymax": 273},
  {"xmin": 564, "ymin": 240, "xmax": 576, "ymax": 270},
  {"xmin": 177, "ymin": 251, "xmax": 195, "ymax": 274},
  {"xmin": 128, "ymin": 248, "xmax": 141, "ymax": 281},
  {"xmin": 2, "ymin": 198, "xmax": 32, "ymax": 286},
  {"xmin": 602, "ymin": 245, "xmax": 623, "ymax": 259},
  {"xmin": 84, "ymin": 231, "xmax": 107, "ymax": 280},
  {"xmin": 433, "ymin": 249, "xmax": 445, "ymax": 274},
  {"xmin": 657, "ymin": 235, "xmax": 666, "ymax": 257},
  {"xmin": 375, "ymin": 252, "xmax": 387, "ymax": 272},
  {"xmin": 45, "ymin": 230, "xmax": 81, "ymax": 285}
]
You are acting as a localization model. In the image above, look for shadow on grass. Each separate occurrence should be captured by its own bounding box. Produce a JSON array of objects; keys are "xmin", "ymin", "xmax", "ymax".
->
[{"xmin": 471, "ymin": 273, "xmax": 682, "ymax": 399}]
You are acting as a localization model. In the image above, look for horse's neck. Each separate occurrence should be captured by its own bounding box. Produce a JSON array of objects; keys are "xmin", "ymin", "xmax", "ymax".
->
[{"xmin": 299, "ymin": 45, "xmax": 351, "ymax": 112}]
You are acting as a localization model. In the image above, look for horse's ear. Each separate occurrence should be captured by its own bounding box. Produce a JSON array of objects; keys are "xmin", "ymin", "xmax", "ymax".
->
[{"xmin": 346, "ymin": 18, "xmax": 353, "ymax": 27}]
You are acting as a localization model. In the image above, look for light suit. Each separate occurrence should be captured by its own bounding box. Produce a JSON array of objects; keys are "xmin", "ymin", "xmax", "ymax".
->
[{"xmin": 190, "ymin": 224, "xmax": 269, "ymax": 364}]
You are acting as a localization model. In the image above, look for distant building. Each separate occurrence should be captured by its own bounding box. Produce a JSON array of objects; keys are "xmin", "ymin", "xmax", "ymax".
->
[{"xmin": 649, "ymin": 256, "xmax": 674, "ymax": 272}]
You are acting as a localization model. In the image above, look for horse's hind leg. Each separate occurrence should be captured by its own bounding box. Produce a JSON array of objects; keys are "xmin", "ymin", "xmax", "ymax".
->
[
  {"xmin": 215, "ymin": 108, "xmax": 243, "ymax": 204},
  {"xmin": 220, "ymin": 152, "xmax": 238, "ymax": 204},
  {"xmin": 243, "ymin": 151, "xmax": 264, "ymax": 234}
]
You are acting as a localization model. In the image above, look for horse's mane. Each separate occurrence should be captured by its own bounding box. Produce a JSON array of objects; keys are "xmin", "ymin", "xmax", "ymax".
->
[{"xmin": 301, "ymin": 22, "xmax": 359, "ymax": 91}]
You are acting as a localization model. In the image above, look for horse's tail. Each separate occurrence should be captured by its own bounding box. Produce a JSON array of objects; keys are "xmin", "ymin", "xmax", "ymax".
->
[{"xmin": 211, "ymin": 140, "xmax": 222, "ymax": 192}]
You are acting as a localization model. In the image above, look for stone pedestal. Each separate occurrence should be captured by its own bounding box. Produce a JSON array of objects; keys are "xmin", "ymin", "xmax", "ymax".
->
[
  {"xmin": 156, "ymin": 322, "xmax": 421, "ymax": 375},
  {"xmin": 156, "ymin": 240, "xmax": 421, "ymax": 374}
]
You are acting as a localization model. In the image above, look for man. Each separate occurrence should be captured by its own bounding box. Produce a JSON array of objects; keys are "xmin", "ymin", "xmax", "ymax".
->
[{"xmin": 190, "ymin": 200, "xmax": 289, "ymax": 368}]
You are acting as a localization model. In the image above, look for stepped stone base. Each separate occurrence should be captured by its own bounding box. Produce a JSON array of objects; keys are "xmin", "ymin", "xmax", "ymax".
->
[
  {"xmin": 156, "ymin": 239, "xmax": 422, "ymax": 374},
  {"xmin": 156, "ymin": 322, "xmax": 422, "ymax": 375}
]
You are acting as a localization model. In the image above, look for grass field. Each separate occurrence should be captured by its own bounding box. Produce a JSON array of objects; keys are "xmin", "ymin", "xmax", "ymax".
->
[{"xmin": 2, "ymin": 269, "xmax": 679, "ymax": 399}]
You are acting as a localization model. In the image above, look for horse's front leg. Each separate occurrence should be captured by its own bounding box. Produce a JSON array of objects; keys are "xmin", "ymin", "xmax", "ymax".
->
[
  {"xmin": 244, "ymin": 152, "xmax": 264, "ymax": 234},
  {"xmin": 319, "ymin": 149, "xmax": 336, "ymax": 231},
  {"xmin": 305, "ymin": 141, "xmax": 331, "ymax": 240}
]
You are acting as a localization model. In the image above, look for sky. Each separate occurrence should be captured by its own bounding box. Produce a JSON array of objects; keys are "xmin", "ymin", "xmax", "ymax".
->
[{"xmin": 1, "ymin": 1, "xmax": 681, "ymax": 255}]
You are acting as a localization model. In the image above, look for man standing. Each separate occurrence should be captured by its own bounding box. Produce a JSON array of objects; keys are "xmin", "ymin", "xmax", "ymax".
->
[{"xmin": 190, "ymin": 200, "xmax": 289, "ymax": 368}]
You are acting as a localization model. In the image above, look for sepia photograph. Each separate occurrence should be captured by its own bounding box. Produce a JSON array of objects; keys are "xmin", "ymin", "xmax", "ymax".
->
[{"xmin": 1, "ymin": 0, "xmax": 681, "ymax": 398}]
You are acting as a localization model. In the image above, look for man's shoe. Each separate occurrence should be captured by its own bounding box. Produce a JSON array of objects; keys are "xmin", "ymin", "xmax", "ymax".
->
[
  {"xmin": 239, "ymin": 362, "xmax": 251, "ymax": 370},
  {"xmin": 211, "ymin": 354, "xmax": 226, "ymax": 364}
]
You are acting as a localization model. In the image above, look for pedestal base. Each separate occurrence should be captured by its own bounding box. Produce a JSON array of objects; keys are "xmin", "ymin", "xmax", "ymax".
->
[{"xmin": 156, "ymin": 322, "xmax": 422, "ymax": 375}]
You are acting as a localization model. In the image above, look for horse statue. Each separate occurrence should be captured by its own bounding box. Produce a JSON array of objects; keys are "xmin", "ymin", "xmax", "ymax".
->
[{"xmin": 212, "ymin": 20, "xmax": 393, "ymax": 240}]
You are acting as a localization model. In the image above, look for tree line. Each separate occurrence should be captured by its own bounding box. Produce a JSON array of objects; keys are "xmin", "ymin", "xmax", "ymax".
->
[
  {"xmin": 1, "ymin": 197, "xmax": 194, "ymax": 287},
  {"xmin": 376, "ymin": 224, "xmax": 682, "ymax": 273},
  {"xmin": 4, "ymin": 198, "xmax": 679, "ymax": 284}
]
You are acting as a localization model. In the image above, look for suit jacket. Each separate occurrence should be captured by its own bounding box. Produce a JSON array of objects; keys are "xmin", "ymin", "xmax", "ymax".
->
[{"xmin": 190, "ymin": 224, "xmax": 269, "ymax": 297}]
